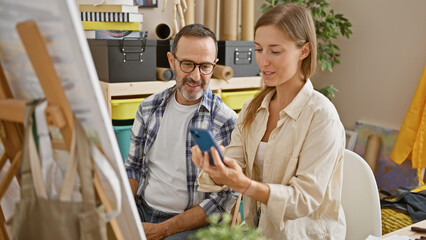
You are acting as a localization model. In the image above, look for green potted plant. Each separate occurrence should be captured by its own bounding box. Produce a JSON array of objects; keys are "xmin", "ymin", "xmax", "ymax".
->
[
  {"xmin": 191, "ymin": 214, "xmax": 265, "ymax": 240},
  {"xmin": 261, "ymin": 0, "xmax": 353, "ymax": 101}
]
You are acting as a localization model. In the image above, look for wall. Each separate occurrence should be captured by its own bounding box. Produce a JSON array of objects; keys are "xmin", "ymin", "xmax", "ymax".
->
[
  {"xmin": 139, "ymin": 0, "xmax": 426, "ymax": 131},
  {"xmin": 306, "ymin": 0, "xmax": 426, "ymax": 130}
]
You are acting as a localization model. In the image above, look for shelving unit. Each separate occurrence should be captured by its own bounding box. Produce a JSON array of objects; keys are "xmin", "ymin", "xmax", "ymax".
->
[{"xmin": 100, "ymin": 76, "xmax": 262, "ymax": 115}]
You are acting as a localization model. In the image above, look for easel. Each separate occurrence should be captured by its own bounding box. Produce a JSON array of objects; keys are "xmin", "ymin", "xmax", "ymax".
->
[{"xmin": 0, "ymin": 20, "xmax": 124, "ymax": 239}]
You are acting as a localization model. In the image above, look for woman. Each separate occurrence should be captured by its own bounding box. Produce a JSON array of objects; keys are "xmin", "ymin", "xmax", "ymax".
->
[{"xmin": 191, "ymin": 3, "xmax": 346, "ymax": 239}]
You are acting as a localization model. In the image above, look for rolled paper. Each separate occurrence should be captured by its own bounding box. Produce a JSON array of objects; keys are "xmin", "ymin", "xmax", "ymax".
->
[
  {"xmin": 184, "ymin": 0, "xmax": 195, "ymax": 25},
  {"xmin": 212, "ymin": 65, "xmax": 233, "ymax": 80},
  {"xmin": 364, "ymin": 135, "xmax": 382, "ymax": 172},
  {"xmin": 156, "ymin": 67, "xmax": 175, "ymax": 81},
  {"xmin": 219, "ymin": 0, "xmax": 224, "ymax": 39},
  {"xmin": 155, "ymin": 23, "xmax": 173, "ymax": 40},
  {"xmin": 241, "ymin": 0, "xmax": 254, "ymax": 41},
  {"xmin": 204, "ymin": 0, "xmax": 217, "ymax": 34},
  {"xmin": 194, "ymin": 0, "xmax": 204, "ymax": 25},
  {"xmin": 221, "ymin": 0, "xmax": 237, "ymax": 40}
]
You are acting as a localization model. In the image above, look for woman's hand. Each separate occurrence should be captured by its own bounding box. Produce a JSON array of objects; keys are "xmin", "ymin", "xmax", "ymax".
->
[{"xmin": 191, "ymin": 145, "xmax": 250, "ymax": 192}]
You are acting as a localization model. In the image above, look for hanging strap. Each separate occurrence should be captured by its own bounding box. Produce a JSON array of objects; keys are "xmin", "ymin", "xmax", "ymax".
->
[
  {"xmin": 34, "ymin": 100, "xmax": 64, "ymax": 199},
  {"xmin": 20, "ymin": 100, "xmax": 45, "ymax": 199},
  {"xmin": 73, "ymin": 117, "xmax": 97, "ymax": 211}
]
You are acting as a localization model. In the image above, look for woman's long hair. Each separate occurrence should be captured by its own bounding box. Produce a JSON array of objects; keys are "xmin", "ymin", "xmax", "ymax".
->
[{"xmin": 241, "ymin": 3, "xmax": 317, "ymax": 131}]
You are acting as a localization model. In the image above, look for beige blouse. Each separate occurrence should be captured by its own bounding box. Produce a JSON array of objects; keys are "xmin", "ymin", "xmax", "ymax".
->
[{"xmin": 198, "ymin": 80, "xmax": 346, "ymax": 239}]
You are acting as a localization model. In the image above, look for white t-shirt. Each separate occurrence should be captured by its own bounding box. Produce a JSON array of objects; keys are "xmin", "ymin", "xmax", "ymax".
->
[{"xmin": 143, "ymin": 92, "xmax": 199, "ymax": 213}]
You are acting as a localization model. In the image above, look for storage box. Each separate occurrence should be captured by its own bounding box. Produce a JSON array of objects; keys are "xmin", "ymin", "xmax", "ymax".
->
[
  {"xmin": 217, "ymin": 41, "xmax": 259, "ymax": 77},
  {"xmin": 88, "ymin": 39, "xmax": 157, "ymax": 82},
  {"xmin": 110, "ymin": 98, "xmax": 145, "ymax": 120},
  {"xmin": 157, "ymin": 40, "xmax": 173, "ymax": 68},
  {"xmin": 113, "ymin": 125, "xmax": 132, "ymax": 162},
  {"xmin": 221, "ymin": 90, "xmax": 259, "ymax": 110}
]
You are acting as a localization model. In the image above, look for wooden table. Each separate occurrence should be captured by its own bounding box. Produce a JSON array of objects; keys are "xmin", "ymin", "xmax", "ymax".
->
[{"xmin": 381, "ymin": 219, "xmax": 426, "ymax": 238}]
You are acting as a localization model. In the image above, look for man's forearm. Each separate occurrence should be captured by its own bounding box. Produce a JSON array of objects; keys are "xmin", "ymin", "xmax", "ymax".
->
[
  {"xmin": 128, "ymin": 178, "xmax": 139, "ymax": 198},
  {"xmin": 161, "ymin": 205, "xmax": 209, "ymax": 237}
]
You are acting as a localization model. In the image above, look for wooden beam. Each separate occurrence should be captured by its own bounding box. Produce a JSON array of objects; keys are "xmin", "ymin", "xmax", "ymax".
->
[
  {"xmin": 16, "ymin": 21, "xmax": 74, "ymax": 151},
  {"xmin": 0, "ymin": 99, "xmax": 26, "ymax": 123}
]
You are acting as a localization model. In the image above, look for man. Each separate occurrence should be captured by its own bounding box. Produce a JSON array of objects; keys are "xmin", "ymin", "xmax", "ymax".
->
[{"xmin": 125, "ymin": 24, "xmax": 238, "ymax": 240}]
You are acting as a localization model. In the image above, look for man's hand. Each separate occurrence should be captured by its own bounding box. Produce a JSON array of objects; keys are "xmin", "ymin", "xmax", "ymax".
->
[{"xmin": 142, "ymin": 222, "xmax": 167, "ymax": 240}]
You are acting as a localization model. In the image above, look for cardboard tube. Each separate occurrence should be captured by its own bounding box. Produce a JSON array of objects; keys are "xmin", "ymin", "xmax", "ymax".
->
[
  {"xmin": 212, "ymin": 65, "xmax": 233, "ymax": 80},
  {"xmin": 364, "ymin": 135, "xmax": 381, "ymax": 172},
  {"xmin": 155, "ymin": 23, "xmax": 173, "ymax": 40},
  {"xmin": 204, "ymin": 0, "xmax": 217, "ymax": 34},
  {"xmin": 241, "ymin": 0, "xmax": 254, "ymax": 41},
  {"xmin": 156, "ymin": 67, "xmax": 174, "ymax": 81},
  {"xmin": 184, "ymin": 0, "xmax": 195, "ymax": 25},
  {"xmin": 194, "ymin": 0, "xmax": 204, "ymax": 25},
  {"xmin": 219, "ymin": 0, "xmax": 225, "ymax": 39},
  {"xmin": 221, "ymin": 0, "xmax": 237, "ymax": 40}
]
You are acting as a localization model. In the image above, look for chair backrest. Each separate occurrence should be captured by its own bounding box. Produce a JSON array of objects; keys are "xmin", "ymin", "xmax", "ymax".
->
[{"xmin": 342, "ymin": 149, "xmax": 382, "ymax": 239}]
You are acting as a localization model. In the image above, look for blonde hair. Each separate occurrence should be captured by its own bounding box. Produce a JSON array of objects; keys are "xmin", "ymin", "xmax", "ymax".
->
[{"xmin": 242, "ymin": 3, "xmax": 317, "ymax": 131}]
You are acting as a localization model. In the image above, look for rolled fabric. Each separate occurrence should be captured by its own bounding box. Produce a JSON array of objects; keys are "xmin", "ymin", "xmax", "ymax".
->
[
  {"xmin": 155, "ymin": 23, "xmax": 173, "ymax": 40},
  {"xmin": 241, "ymin": 0, "xmax": 254, "ymax": 41},
  {"xmin": 156, "ymin": 67, "xmax": 174, "ymax": 81},
  {"xmin": 204, "ymin": 0, "xmax": 217, "ymax": 35},
  {"xmin": 364, "ymin": 135, "xmax": 382, "ymax": 172},
  {"xmin": 212, "ymin": 64, "xmax": 233, "ymax": 80}
]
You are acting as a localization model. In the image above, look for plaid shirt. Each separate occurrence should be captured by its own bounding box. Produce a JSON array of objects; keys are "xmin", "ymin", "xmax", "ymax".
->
[{"xmin": 125, "ymin": 85, "xmax": 238, "ymax": 216}]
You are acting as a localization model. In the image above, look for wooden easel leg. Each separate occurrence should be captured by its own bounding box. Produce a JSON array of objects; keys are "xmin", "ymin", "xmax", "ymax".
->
[
  {"xmin": 93, "ymin": 170, "xmax": 124, "ymax": 240},
  {"xmin": 0, "ymin": 151, "xmax": 21, "ymax": 200},
  {"xmin": 0, "ymin": 207, "xmax": 9, "ymax": 240},
  {"xmin": 0, "ymin": 152, "xmax": 7, "ymax": 173}
]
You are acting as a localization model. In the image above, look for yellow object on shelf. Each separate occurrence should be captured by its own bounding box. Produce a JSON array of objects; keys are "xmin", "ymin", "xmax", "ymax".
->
[
  {"xmin": 221, "ymin": 90, "xmax": 259, "ymax": 110},
  {"xmin": 110, "ymin": 98, "xmax": 144, "ymax": 120}
]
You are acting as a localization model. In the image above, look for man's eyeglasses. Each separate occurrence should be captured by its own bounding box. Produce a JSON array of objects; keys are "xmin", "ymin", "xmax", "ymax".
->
[{"xmin": 173, "ymin": 55, "xmax": 216, "ymax": 75}]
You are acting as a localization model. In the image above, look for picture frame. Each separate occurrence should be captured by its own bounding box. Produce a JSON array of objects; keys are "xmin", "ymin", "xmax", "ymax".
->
[{"xmin": 135, "ymin": 0, "xmax": 158, "ymax": 8}]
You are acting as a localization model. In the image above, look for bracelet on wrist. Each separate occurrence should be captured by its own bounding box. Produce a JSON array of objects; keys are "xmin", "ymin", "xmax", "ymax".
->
[{"xmin": 241, "ymin": 179, "xmax": 252, "ymax": 195}]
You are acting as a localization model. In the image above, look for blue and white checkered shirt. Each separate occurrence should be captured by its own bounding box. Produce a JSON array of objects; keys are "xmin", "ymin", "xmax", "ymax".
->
[{"xmin": 125, "ymin": 85, "xmax": 238, "ymax": 216}]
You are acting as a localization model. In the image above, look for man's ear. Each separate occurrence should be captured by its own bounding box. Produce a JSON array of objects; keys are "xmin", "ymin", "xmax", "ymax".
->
[
  {"xmin": 167, "ymin": 52, "xmax": 175, "ymax": 70},
  {"xmin": 300, "ymin": 42, "xmax": 311, "ymax": 60}
]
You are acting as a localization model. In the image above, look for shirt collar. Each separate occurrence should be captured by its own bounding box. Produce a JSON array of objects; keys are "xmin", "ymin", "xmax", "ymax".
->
[{"xmin": 259, "ymin": 79, "xmax": 314, "ymax": 120}]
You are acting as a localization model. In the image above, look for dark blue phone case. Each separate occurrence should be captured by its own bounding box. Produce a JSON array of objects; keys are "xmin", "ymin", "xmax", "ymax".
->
[{"xmin": 190, "ymin": 128, "xmax": 224, "ymax": 166}]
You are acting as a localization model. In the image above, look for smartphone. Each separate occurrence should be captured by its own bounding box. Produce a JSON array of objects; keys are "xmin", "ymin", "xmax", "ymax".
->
[{"xmin": 190, "ymin": 128, "xmax": 224, "ymax": 166}]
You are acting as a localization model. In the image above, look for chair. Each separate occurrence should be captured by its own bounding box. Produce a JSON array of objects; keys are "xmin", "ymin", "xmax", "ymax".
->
[{"xmin": 341, "ymin": 149, "xmax": 382, "ymax": 240}]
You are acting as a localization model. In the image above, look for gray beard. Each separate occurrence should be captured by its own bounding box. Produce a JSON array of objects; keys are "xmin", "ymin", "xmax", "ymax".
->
[{"xmin": 178, "ymin": 77, "xmax": 205, "ymax": 101}]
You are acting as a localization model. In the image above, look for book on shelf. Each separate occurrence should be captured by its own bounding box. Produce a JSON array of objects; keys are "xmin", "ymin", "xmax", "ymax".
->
[
  {"xmin": 84, "ymin": 30, "xmax": 147, "ymax": 39},
  {"xmin": 82, "ymin": 21, "xmax": 141, "ymax": 31},
  {"xmin": 79, "ymin": 4, "xmax": 138, "ymax": 13},
  {"xmin": 81, "ymin": 12, "xmax": 143, "ymax": 22},
  {"xmin": 76, "ymin": 0, "xmax": 134, "ymax": 6}
]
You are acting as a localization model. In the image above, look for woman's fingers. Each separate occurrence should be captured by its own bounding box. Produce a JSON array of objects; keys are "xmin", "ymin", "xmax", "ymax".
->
[
  {"xmin": 210, "ymin": 146, "xmax": 226, "ymax": 169},
  {"xmin": 191, "ymin": 145, "xmax": 203, "ymax": 168},
  {"xmin": 223, "ymin": 157, "xmax": 240, "ymax": 171}
]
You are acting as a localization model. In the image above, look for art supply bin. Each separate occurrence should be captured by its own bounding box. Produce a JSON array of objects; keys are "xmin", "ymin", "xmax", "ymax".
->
[
  {"xmin": 88, "ymin": 39, "xmax": 157, "ymax": 82},
  {"xmin": 220, "ymin": 90, "xmax": 259, "ymax": 110},
  {"xmin": 217, "ymin": 41, "xmax": 259, "ymax": 77},
  {"xmin": 113, "ymin": 125, "xmax": 133, "ymax": 162}
]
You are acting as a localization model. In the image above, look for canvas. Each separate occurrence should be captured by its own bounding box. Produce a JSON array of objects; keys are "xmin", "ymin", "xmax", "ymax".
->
[
  {"xmin": 0, "ymin": 0, "xmax": 144, "ymax": 239},
  {"xmin": 354, "ymin": 121, "xmax": 418, "ymax": 194}
]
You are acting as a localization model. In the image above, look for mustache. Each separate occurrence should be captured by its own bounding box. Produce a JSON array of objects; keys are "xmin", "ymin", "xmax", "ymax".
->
[{"xmin": 183, "ymin": 77, "xmax": 204, "ymax": 87}]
